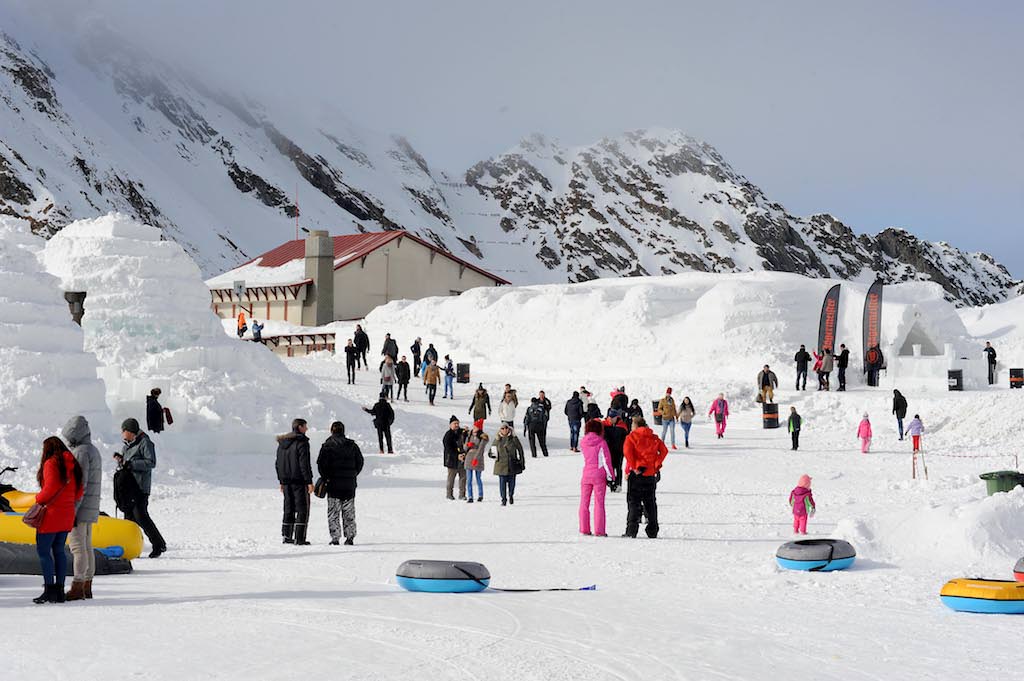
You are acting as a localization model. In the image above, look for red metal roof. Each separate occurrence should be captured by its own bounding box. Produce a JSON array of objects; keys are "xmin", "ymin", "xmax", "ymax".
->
[{"xmin": 247, "ymin": 231, "xmax": 509, "ymax": 284}]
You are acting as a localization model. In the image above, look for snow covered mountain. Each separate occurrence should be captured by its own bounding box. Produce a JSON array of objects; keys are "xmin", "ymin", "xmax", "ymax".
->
[{"xmin": 0, "ymin": 14, "xmax": 1018, "ymax": 306}]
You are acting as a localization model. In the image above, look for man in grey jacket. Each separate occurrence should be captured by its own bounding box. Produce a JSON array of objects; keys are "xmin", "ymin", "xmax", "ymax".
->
[
  {"xmin": 114, "ymin": 418, "xmax": 167, "ymax": 558},
  {"xmin": 63, "ymin": 415, "xmax": 101, "ymax": 600}
]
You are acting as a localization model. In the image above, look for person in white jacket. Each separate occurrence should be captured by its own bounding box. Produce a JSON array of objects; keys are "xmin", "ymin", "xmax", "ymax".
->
[{"xmin": 497, "ymin": 392, "xmax": 517, "ymax": 427}]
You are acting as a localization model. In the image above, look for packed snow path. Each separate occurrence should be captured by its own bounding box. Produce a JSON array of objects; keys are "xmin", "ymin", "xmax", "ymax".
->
[{"xmin": 6, "ymin": 357, "xmax": 1022, "ymax": 680}]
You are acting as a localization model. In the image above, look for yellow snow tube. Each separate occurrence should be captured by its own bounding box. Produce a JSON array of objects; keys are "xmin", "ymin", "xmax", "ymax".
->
[
  {"xmin": 2, "ymin": 490, "xmax": 37, "ymax": 512},
  {"xmin": 940, "ymin": 579, "xmax": 1024, "ymax": 614},
  {"xmin": 0, "ymin": 512, "xmax": 144, "ymax": 560}
]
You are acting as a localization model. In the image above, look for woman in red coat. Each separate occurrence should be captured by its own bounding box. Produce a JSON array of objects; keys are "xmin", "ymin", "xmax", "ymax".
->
[{"xmin": 33, "ymin": 436, "xmax": 83, "ymax": 604}]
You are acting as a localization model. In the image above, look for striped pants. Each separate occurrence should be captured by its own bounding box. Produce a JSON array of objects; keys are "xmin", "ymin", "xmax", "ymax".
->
[{"xmin": 327, "ymin": 497, "xmax": 356, "ymax": 541}]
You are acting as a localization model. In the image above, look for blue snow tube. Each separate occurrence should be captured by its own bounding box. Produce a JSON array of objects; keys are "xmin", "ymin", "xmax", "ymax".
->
[
  {"xmin": 776, "ymin": 539, "xmax": 856, "ymax": 572},
  {"xmin": 396, "ymin": 560, "xmax": 490, "ymax": 593}
]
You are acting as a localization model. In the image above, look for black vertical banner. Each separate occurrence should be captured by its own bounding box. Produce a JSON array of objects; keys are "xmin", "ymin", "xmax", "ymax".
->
[
  {"xmin": 817, "ymin": 284, "xmax": 841, "ymax": 352},
  {"xmin": 862, "ymin": 281, "xmax": 883, "ymax": 359}
]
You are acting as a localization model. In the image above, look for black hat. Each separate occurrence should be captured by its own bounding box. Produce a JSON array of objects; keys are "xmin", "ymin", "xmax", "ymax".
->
[
  {"xmin": 121, "ymin": 418, "xmax": 140, "ymax": 434},
  {"xmin": 449, "ymin": 415, "xmax": 459, "ymax": 424}
]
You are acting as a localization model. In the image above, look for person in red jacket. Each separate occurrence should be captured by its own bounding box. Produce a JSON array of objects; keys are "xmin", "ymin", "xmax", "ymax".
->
[
  {"xmin": 33, "ymin": 436, "xmax": 84, "ymax": 604},
  {"xmin": 621, "ymin": 418, "xmax": 668, "ymax": 538}
]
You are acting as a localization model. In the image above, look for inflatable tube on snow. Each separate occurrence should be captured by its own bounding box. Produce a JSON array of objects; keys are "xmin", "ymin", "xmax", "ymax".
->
[
  {"xmin": 940, "ymin": 579, "xmax": 1024, "ymax": 614},
  {"xmin": 0, "ymin": 541, "xmax": 132, "ymax": 576},
  {"xmin": 776, "ymin": 539, "xmax": 856, "ymax": 572},
  {"xmin": 396, "ymin": 560, "xmax": 490, "ymax": 593},
  {"xmin": 1, "ymin": 490, "xmax": 37, "ymax": 513},
  {"xmin": 1013, "ymin": 557, "xmax": 1024, "ymax": 582},
  {"xmin": 0, "ymin": 513, "xmax": 144, "ymax": 560}
]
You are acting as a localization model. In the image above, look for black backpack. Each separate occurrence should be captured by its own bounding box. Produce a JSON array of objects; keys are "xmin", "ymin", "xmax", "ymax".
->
[{"xmin": 112, "ymin": 466, "xmax": 142, "ymax": 514}]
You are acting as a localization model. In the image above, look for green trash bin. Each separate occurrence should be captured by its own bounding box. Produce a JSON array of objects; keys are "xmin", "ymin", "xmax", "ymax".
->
[{"xmin": 979, "ymin": 471, "xmax": 1024, "ymax": 496}]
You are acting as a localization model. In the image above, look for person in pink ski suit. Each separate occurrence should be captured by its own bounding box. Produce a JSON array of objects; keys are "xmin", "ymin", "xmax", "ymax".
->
[
  {"xmin": 578, "ymin": 419, "xmax": 615, "ymax": 536},
  {"xmin": 857, "ymin": 412, "xmax": 873, "ymax": 453},
  {"xmin": 708, "ymin": 393, "xmax": 729, "ymax": 438},
  {"xmin": 789, "ymin": 474, "xmax": 815, "ymax": 534}
]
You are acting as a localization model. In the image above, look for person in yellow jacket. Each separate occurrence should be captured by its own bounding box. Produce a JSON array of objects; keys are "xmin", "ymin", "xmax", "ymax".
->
[
  {"xmin": 236, "ymin": 311, "xmax": 247, "ymax": 338},
  {"xmin": 656, "ymin": 388, "xmax": 679, "ymax": 450}
]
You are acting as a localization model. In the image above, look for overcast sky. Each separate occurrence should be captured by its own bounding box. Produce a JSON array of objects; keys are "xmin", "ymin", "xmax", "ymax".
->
[{"xmin": 26, "ymin": 0, "xmax": 1024, "ymax": 276}]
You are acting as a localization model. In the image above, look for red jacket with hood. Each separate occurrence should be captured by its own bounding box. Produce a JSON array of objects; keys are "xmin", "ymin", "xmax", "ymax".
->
[{"xmin": 623, "ymin": 427, "xmax": 668, "ymax": 477}]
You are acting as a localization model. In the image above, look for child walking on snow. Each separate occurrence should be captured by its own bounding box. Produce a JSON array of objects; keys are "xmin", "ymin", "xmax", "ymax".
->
[
  {"xmin": 789, "ymin": 474, "xmax": 815, "ymax": 535},
  {"xmin": 907, "ymin": 414, "xmax": 924, "ymax": 452},
  {"xmin": 857, "ymin": 412, "xmax": 872, "ymax": 453}
]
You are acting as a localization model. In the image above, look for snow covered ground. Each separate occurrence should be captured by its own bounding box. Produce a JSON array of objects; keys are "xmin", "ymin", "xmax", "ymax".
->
[{"xmin": 3, "ymin": 217, "xmax": 1024, "ymax": 679}]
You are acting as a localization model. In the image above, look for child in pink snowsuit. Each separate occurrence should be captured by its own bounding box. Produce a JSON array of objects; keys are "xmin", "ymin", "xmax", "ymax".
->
[
  {"xmin": 789, "ymin": 474, "xmax": 815, "ymax": 534},
  {"xmin": 578, "ymin": 420, "xmax": 615, "ymax": 536},
  {"xmin": 857, "ymin": 412, "xmax": 872, "ymax": 453},
  {"xmin": 708, "ymin": 393, "xmax": 729, "ymax": 439}
]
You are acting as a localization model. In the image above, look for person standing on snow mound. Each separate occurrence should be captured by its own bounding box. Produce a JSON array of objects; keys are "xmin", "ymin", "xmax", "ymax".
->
[
  {"xmin": 857, "ymin": 412, "xmax": 873, "ymax": 453},
  {"xmin": 353, "ymin": 325, "xmax": 370, "ymax": 370},
  {"xmin": 757, "ymin": 365, "xmax": 778, "ymax": 404},
  {"xmin": 464, "ymin": 420, "xmax": 489, "ymax": 503},
  {"xmin": 316, "ymin": 421, "xmax": 364, "ymax": 546},
  {"xmin": 489, "ymin": 423, "xmax": 525, "ymax": 506},
  {"xmin": 602, "ymin": 410, "xmax": 628, "ymax": 492},
  {"xmin": 564, "ymin": 391, "xmax": 584, "ymax": 452},
  {"xmin": 836, "ymin": 343, "xmax": 850, "ymax": 391},
  {"xmin": 116, "ymin": 418, "xmax": 167, "ymax": 557},
  {"xmin": 411, "ymin": 337, "xmax": 422, "ymax": 377},
  {"xmin": 443, "ymin": 416, "xmax": 468, "ymax": 500},
  {"xmin": 276, "ymin": 418, "xmax": 313, "ymax": 545},
  {"xmin": 794, "ymin": 345, "xmax": 811, "ymax": 391},
  {"xmin": 788, "ymin": 474, "xmax": 815, "ymax": 535},
  {"xmin": 146, "ymin": 388, "xmax": 164, "ymax": 434},
  {"xmin": 578, "ymin": 419, "xmax": 614, "ymax": 537},
  {"xmin": 892, "ymin": 389, "xmax": 908, "ymax": 440},
  {"xmin": 984, "ymin": 341, "xmax": 997, "ymax": 385},
  {"xmin": 469, "ymin": 384, "xmax": 491, "ymax": 420},
  {"xmin": 343, "ymin": 339, "xmax": 359, "ymax": 385},
  {"xmin": 523, "ymin": 397, "xmax": 550, "ymax": 457},
  {"xmin": 395, "ymin": 355, "xmax": 411, "ymax": 402},
  {"xmin": 708, "ymin": 393, "xmax": 729, "ymax": 439},
  {"xmin": 62, "ymin": 415, "xmax": 101, "ymax": 602},
  {"xmin": 907, "ymin": 414, "xmax": 925, "ymax": 453},
  {"xmin": 381, "ymin": 333, "xmax": 399, "ymax": 363},
  {"xmin": 622, "ymin": 418, "xmax": 668, "ymax": 539},
  {"xmin": 363, "ymin": 392, "xmax": 395, "ymax": 454},
  {"xmin": 423, "ymin": 359, "xmax": 440, "ymax": 405},
  {"xmin": 656, "ymin": 388, "xmax": 679, "ymax": 450},
  {"xmin": 788, "ymin": 406, "xmax": 803, "ymax": 451}
]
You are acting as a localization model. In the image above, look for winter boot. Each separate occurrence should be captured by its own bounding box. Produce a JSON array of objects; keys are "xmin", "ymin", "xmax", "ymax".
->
[
  {"xmin": 52, "ymin": 584, "xmax": 66, "ymax": 603},
  {"xmin": 467, "ymin": 498, "xmax": 474, "ymax": 503},
  {"xmin": 344, "ymin": 538, "xmax": 354, "ymax": 546},
  {"xmin": 83, "ymin": 579, "xmax": 93, "ymax": 600},
  {"xmin": 65, "ymin": 581, "xmax": 87, "ymax": 602},
  {"xmin": 329, "ymin": 539, "xmax": 340, "ymax": 546},
  {"xmin": 294, "ymin": 526, "xmax": 310, "ymax": 546},
  {"xmin": 32, "ymin": 585, "xmax": 53, "ymax": 604}
]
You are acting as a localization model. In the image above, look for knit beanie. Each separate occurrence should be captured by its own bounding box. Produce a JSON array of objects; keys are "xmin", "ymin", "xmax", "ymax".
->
[
  {"xmin": 473, "ymin": 419, "xmax": 484, "ymax": 431},
  {"xmin": 121, "ymin": 418, "xmax": 140, "ymax": 434},
  {"xmin": 666, "ymin": 387, "xmax": 672, "ymax": 395},
  {"xmin": 449, "ymin": 415, "xmax": 459, "ymax": 424},
  {"xmin": 798, "ymin": 474, "xmax": 811, "ymax": 488}
]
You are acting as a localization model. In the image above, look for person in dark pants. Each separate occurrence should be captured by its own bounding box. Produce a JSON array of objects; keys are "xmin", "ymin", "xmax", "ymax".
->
[
  {"xmin": 364, "ymin": 392, "xmax": 395, "ymax": 454},
  {"xmin": 603, "ymin": 411, "xmax": 629, "ymax": 492},
  {"xmin": 317, "ymin": 421, "xmax": 364, "ymax": 545},
  {"xmin": 837, "ymin": 344, "xmax": 850, "ymax": 391},
  {"xmin": 622, "ymin": 418, "xmax": 667, "ymax": 538},
  {"xmin": 353, "ymin": 325, "xmax": 370, "ymax": 370},
  {"xmin": 381, "ymin": 333, "xmax": 399, "ymax": 362},
  {"xmin": 865, "ymin": 345, "xmax": 883, "ymax": 387},
  {"xmin": 443, "ymin": 416, "xmax": 468, "ymax": 500},
  {"xmin": 788, "ymin": 407, "xmax": 802, "ymax": 450},
  {"xmin": 564, "ymin": 391, "xmax": 584, "ymax": 452},
  {"xmin": 343, "ymin": 339, "xmax": 358, "ymax": 384},
  {"xmin": 276, "ymin": 419, "xmax": 313, "ymax": 545},
  {"xmin": 984, "ymin": 342, "xmax": 997, "ymax": 385},
  {"xmin": 115, "ymin": 419, "xmax": 167, "ymax": 557},
  {"xmin": 794, "ymin": 345, "xmax": 811, "ymax": 391},
  {"xmin": 892, "ymin": 389, "xmax": 908, "ymax": 441},
  {"xmin": 395, "ymin": 355, "xmax": 411, "ymax": 402},
  {"xmin": 523, "ymin": 398, "xmax": 549, "ymax": 457},
  {"xmin": 146, "ymin": 388, "xmax": 164, "ymax": 433},
  {"xmin": 411, "ymin": 338, "xmax": 422, "ymax": 377}
]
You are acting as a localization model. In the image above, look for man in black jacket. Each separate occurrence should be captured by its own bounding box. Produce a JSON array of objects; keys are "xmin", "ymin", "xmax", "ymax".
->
[
  {"xmin": 984, "ymin": 341, "xmax": 997, "ymax": 385},
  {"xmin": 794, "ymin": 345, "xmax": 811, "ymax": 391},
  {"xmin": 424, "ymin": 343, "xmax": 438, "ymax": 365},
  {"xmin": 604, "ymin": 411, "xmax": 629, "ymax": 491},
  {"xmin": 443, "ymin": 416, "xmax": 467, "ymax": 500},
  {"xmin": 395, "ymin": 356, "xmax": 412, "ymax": 401},
  {"xmin": 343, "ymin": 339, "xmax": 359, "ymax": 384},
  {"xmin": 363, "ymin": 393, "xmax": 395, "ymax": 454},
  {"xmin": 381, "ymin": 333, "xmax": 399, "ymax": 362},
  {"xmin": 316, "ymin": 422, "xmax": 364, "ymax": 545},
  {"xmin": 276, "ymin": 419, "xmax": 313, "ymax": 545},
  {"xmin": 523, "ymin": 398, "xmax": 550, "ymax": 458},
  {"xmin": 564, "ymin": 391, "xmax": 584, "ymax": 452},
  {"xmin": 353, "ymin": 325, "xmax": 370, "ymax": 370},
  {"xmin": 411, "ymin": 338, "xmax": 422, "ymax": 377},
  {"xmin": 146, "ymin": 388, "xmax": 164, "ymax": 433},
  {"xmin": 837, "ymin": 343, "xmax": 850, "ymax": 391}
]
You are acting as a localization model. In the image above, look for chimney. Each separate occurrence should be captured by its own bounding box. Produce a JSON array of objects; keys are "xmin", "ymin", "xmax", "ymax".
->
[{"xmin": 302, "ymin": 231, "xmax": 334, "ymax": 326}]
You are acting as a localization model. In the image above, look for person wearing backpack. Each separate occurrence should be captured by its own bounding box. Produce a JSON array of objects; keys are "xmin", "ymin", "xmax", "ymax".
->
[
  {"xmin": 316, "ymin": 421, "xmax": 364, "ymax": 545},
  {"xmin": 364, "ymin": 392, "xmax": 395, "ymax": 454},
  {"xmin": 523, "ymin": 397, "xmax": 550, "ymax": 457},
  {"xmin": 708, "ymin": 394, "xmax": 730, "ymax": 438},
  {"xmin": 115, "ymin": 418, "xmax": 167, "ymax": 557},
  {"xmin": 788, "ymin": 407, "xmax": 803, "ymax": 451}
]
